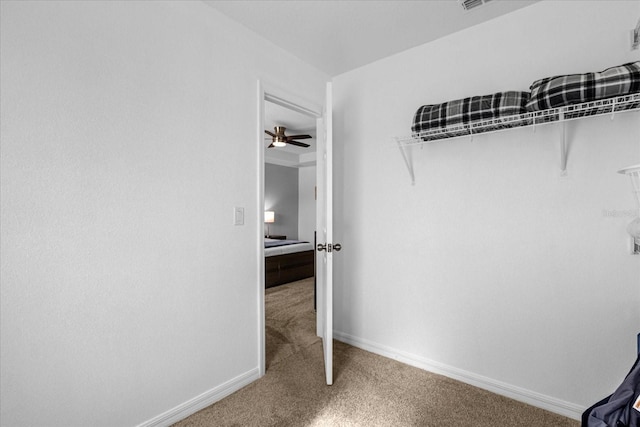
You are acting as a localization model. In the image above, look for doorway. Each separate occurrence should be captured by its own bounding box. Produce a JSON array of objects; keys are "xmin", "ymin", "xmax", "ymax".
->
[{"xmin": 257, "ymin": 82, "xmax": 322, "ymax": 376}]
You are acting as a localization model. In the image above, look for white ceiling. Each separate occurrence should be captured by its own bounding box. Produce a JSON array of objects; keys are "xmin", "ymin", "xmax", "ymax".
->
[
  {"xmin": 203, "ymin": 0, "xmax": 540, "ymax": 76},
  {"xmin": 205, "ymin": 0, "xmax": 540, "ymax": 167}
]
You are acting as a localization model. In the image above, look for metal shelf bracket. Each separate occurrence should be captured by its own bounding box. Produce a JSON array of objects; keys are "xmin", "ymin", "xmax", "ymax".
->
[
  {"xmin": 559, "ymin": 112, "xmax": 568, "ymax": 175},
  {"xmin": 396, "ymin": 138, "xmax": 415, "ymax": 185}
]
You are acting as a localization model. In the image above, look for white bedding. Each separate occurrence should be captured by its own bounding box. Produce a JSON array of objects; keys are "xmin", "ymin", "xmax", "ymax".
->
[{"xmin": 264, "ymin": 238, "xmax": 314, "ymax": 257}]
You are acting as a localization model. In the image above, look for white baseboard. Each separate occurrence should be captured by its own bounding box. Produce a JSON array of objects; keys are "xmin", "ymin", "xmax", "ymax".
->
[
  {"xmin": 136, "ymin": 367, "xmax": 261, "ymax": 427},
  {"xmin": 333, "ymin": 331, "xmax": 584, "ymax": 421}
]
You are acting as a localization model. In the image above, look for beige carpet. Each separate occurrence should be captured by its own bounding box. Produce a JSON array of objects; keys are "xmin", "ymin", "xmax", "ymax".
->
[{"xmin": 174, "ymin": 278, "xmax": 579, "ymax": 427}]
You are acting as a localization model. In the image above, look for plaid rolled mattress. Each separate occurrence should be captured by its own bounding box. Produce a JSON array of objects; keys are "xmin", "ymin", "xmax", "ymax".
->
[
  {"xmin": 526, "ymin": 61, "xmax": 640, "ymax": 111},
  {"xmin": 411, "ymin": 91, "xmax": 530, "ymax": 135}
]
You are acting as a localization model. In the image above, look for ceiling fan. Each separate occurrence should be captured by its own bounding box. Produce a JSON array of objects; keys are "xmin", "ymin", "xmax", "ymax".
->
[{"xmin": 265, "ymin": 126, "xmax": 311, "ymax": 148}]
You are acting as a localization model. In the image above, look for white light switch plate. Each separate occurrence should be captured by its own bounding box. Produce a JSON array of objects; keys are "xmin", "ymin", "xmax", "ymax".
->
[{"xmin": 234, "ymin": 207, "xmax": 244, "ymax": 225}]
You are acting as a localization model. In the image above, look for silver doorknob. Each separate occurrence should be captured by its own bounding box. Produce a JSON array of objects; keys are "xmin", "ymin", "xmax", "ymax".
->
[{"xmin": 317, "ymin": 243, "xmax": 341, "ymax": 252}]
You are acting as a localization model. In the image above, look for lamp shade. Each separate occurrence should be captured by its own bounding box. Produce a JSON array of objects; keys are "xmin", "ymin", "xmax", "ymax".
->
[{"xmin": 264, "ymin": 211, "xmax": 275, "ymax": 223}]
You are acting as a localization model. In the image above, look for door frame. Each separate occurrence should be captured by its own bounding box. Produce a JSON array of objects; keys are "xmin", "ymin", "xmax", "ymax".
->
[{"xmin": 256, "ymin": 80, "xmax": 322, "ymax": 376}]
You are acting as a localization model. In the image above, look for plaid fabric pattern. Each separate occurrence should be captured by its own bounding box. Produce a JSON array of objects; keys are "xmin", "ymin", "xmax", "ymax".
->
[
  {"xmin": 411, "ymin": 91, "xmax": 530, "ymax": 134},
  {"xmin": 526, "ymin": 61, "xmax": 640, "ymax": 111}
]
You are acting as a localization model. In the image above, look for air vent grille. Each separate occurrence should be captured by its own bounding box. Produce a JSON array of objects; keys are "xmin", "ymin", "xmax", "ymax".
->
[{"xmin": 459, "ymin": 0, "xmax": 494, "ymax": 11}]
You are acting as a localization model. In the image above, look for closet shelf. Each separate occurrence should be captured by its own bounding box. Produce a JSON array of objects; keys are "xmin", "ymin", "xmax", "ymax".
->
[
  {"xmin": 395, "ymin": 93, "xmax": 640, "ymax": 184},
  {"xmin": 397, "ymin": 93, "xmax": 640, "ymax": 146}
]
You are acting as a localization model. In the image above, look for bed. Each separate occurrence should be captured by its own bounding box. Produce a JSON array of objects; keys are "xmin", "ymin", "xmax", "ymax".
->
[{"xmin": 265, "ymin": 238, "xmax": 315, "ymax": 288}]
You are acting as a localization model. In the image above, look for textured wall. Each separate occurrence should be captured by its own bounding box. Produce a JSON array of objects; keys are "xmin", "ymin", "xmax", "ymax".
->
[
  {"xmin": 0, "ymin": 1, "xmax": 327, "ymax": 426},
  {"xmin": 332, "ymin": 0, "xmax": 640, "ymax": 419},
  {"xmin": 265, "ymin": 163, "xmax": 299, "ymax": 239},
  {"xmin": 298, "ymin": 166, "xmax": 317, "ymax": 243}
]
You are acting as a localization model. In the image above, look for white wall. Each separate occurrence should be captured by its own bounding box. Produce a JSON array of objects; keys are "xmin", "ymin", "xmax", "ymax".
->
[
  {"xmin": 333, "ymin": 0, "xmax": 640, "ymax": 419},
  {"xmin": 0, "ymin": 1, "xmax": 328, "ymax": 426},
  {"xmin": 298, "ymin": 165, "xmax": 317, "ymax": 243},
  {"xmin": 265, "ymin": 163, "xmax": 299, "ymax": 239}
]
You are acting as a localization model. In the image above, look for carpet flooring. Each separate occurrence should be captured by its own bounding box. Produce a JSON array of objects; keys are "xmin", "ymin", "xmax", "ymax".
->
[{"xmin": 174, "ymin": 278, "xmax": 579, "ymax": 427}]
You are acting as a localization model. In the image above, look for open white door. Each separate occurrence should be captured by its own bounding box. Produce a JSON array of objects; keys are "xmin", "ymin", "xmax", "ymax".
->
[{"xmin": 316, "ymin": 82, "xmax": 338, "ymax": 385}]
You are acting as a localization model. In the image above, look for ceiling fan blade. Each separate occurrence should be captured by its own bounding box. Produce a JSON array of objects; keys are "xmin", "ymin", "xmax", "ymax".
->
[
  {"xmin": 265, "ymin": 130, "xmax": 276, "ymax": 137},
  {"xmin": 267, "ymin": 143, "xmax": 275, "ymax": 148},
  {"xmin": 288, "ymin": 140, "xmax": 310, "ymax": 148},
  {"xmin": 287, "ymin": 134, "xmax": 312, "ymax": 140}
]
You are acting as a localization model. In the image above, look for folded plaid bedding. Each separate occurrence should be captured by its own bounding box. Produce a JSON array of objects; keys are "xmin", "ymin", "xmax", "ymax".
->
[
  {"xmin": 526, "ymin": 61, "xmax": 640, "ymax": 111},
  {"xmin": 411, "ymin": 91, "xmax": 530, "ymax": 134}
]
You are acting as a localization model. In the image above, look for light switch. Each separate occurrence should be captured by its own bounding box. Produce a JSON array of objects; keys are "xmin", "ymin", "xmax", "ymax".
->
[{"xmin": 234, "ymin": 207, "xmax": 244, "ymax": 226}]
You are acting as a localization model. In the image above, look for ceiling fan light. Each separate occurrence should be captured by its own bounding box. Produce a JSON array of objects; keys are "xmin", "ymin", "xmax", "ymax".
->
[{"xmin": 273, "ymin": 135, "xmax": 287, "ymax": 147}]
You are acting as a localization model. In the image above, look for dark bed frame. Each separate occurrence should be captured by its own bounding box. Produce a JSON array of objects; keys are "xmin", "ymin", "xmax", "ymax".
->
[{"xmin": 265, "ymin": 250, "xmax": 315, "ymax": 288}]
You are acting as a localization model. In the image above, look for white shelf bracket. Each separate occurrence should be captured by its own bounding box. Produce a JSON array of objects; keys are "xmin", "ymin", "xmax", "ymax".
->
[
  {"xmin": 559, "ymin": 111, "xmax": 568, "ymax": 175},
  {"xmin": 611, "ymin": 98, "xmax": 617, "ymax": 121},
  {"xmin": 396, "ymin": 139, "xmax": 416, "ymax": 185}
]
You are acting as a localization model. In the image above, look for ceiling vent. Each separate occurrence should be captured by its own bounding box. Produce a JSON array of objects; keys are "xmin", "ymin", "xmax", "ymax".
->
[{"xmin": 458, "ymin": 0, "xmax": 494, "ymax": 11}]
